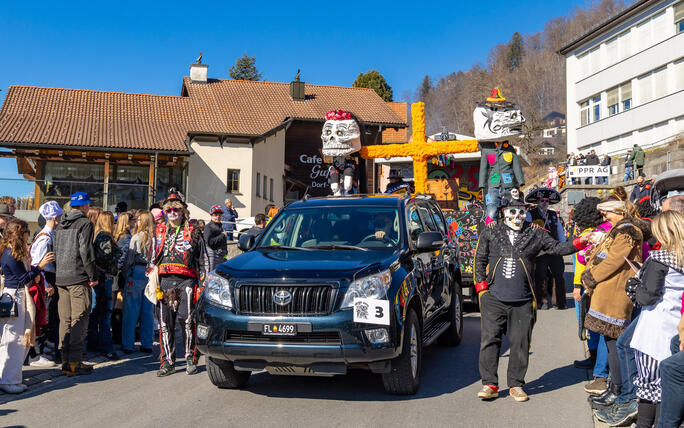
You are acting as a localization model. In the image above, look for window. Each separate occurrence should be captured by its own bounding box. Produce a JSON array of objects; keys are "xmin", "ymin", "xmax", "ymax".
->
[
  {"xmin": 618, "ymin": 30, "xmax": 632, "ymax": 60},
  {"xmin": 263, "ymin": 175, "xmax": 268, "ymax": 200},
  {"xmin": 589, "ymin": 47, "xmax": 601, "ymax": 74},
  {"xmin": 579, "ymin": 94, "xmax": 602, "ymax": 126},
  {"xmin": 607, "ymin": 87, "xmax": 619, "ymax": 116},
  {"xmin": 227, "ymin": 169, "xmax": 240, "ymax": 193},
  {"xmin": 622, "ymin": 81, "xmax": 632, "ymax": 111},
  {"xmin": 605, "ymin": 37, "xmax": 618, "ymax": 65},
  {"xmin": 256, "ymin": 173, "xmax": 261, "ymax": 197},
  {"xmin": 578, "ymin": 52, "xmax": 590, "ymax": 78},
  {"xmin": 269, "ymin": 178, "xmax": 274, "ymax": 202},
  {"xmin": 592, "ymin": 95, "xmax": 601, "ymax": 122},
  {"xmin": 676, "ymin": 59, "xmax": 684, "ymax": 91},
  {"xmin": 636, "ymin": 19, "xmax": 651, "ymax": 51},
  {"xmin": 676, "ymin": 1, "xmax": 684, "ymax": 34},
  {"xmin": 637, "ymin": 73, "xmax": 652, "ymax": 104},
  {"xmin": 580, "ymin": 100, "xmax": 590, "ymax": 126},
  {"xmin": 654, "ymin": 66, "xmax": 668, "ymax": 98},
  {"xmin": 651, "ymin": 11, "xmax": 668, "ymax": 44}
]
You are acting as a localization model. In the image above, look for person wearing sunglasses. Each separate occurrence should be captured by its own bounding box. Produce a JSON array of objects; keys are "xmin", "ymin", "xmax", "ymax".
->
[
  {"xmin": 525, "ymin": 188, "xmax": 567, "ymax": 310},
  {"xmin": 149, "ymin": 189, "xmax": 208, "ymax": 377},
  {"xmin": 474, "ymin": 198, "xmax": 592, "ymax": 403}
]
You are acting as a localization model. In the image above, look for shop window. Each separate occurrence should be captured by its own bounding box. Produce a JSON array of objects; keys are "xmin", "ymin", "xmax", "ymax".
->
[
  {"xmin": 157, "ymin": 165, "xmax": 185, "ymax": 202},
  {"xmin": 41, "ymin": 161, "xmax": 105, "ymax": 207},
  {"xmin": 109, "ymin": 164, "xmax": 149, "ymax": 210},
  {"xmin": 256, "ymin": 173, "xmax": 261, "ymax": 197}
]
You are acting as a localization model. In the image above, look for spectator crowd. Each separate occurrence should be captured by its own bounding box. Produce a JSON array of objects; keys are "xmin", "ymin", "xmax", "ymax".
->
[{"xmin": 565, "ymin": 143, "xmax": 646, "ymax": 186}]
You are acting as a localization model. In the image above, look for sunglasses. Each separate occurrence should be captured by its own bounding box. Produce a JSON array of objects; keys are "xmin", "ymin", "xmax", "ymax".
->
[
  {"xmin": 165, "ymin": 208, "xmax": 182, "ymax": 213},
  {"xmin": 539, "ymin": 198, "xmax": 550, "ymax": 203}
]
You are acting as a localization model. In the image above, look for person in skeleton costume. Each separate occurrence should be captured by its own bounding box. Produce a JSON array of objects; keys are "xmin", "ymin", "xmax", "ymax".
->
[
  {"xmin": 150, "ymin": 189, "xmax": 208, "ymax": 377},
  {"xmin": 474, "ymin": 199, "xmax": 590, "ymax": 402},
  {"xmin": 525, "ymin": 187, "xmax": 567, "ymax": 310},
  {"xmin": 321, "ymin": 110, "xmax": 361, "ymax": 196},
  {"xmin": 474, "ymin": 89, "xmax": 526, "ymax": 224}
]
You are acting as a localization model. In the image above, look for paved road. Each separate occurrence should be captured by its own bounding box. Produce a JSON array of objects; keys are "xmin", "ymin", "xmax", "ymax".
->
[{"xmin": 1, "ymin": 301, "xmax": 594, "ymax": 427}]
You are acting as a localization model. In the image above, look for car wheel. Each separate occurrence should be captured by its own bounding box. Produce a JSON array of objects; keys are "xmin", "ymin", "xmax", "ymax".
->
[
  {"xmin": 381, "ymin": 308, "xmax": 421, "ymax": 395},
  {"xmin": 206, "ymin": 357, "xmax": 251, "ymax": 389},
  {"xmin": 438, "ymin": 278, "xmax": 463, "ymax": 346}
]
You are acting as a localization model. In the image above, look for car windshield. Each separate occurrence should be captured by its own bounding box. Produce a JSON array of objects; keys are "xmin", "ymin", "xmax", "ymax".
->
[{"xmin": 257, "ymin": 206, "xmax": 401, "ymax": 250}]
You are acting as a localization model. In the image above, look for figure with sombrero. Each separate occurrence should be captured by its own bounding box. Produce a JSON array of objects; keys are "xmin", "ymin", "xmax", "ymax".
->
[
  {"xmin": 474, "ymin": 197, "xmax": 590, "ymax": 402},
  {"xmin": 525, "ymin": 187, "xmax": 567, "ymax": 310},
  {"xmin": 150, "ymin": 188, "xmax": 208, "ymax": 377},
  {"xmin": 474, "ymin": 89, "xmax": 526, "ymax": 225}
]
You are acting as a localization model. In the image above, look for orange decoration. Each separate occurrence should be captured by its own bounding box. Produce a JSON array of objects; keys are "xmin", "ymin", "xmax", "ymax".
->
[{"xmin": 360, "ymin": 102, "xmax": 479, "ymax": 193}]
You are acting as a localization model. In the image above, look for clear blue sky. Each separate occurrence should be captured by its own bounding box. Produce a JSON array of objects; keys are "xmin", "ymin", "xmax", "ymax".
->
[{"xmin": 0, "ymin": 0, "xmax": 587, "ymax": 199}]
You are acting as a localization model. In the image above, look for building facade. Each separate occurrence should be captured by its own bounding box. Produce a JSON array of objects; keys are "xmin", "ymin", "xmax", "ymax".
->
[{"xmin": 560, "ymin": 0, "xmax": 684, "ymax": 157}]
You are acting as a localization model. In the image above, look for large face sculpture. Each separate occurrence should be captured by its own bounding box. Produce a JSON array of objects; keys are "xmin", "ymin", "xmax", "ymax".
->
[
  {"xmin": 473, "ymin": 101, "xmax": 525, "ymax": 142},
  {"xmin": 503, "ymin": 206, "xmax": 526, "ymax": 231},
  {"xmin": 321, "ymin": 110, "xmax": 361, "ymax": 157}
]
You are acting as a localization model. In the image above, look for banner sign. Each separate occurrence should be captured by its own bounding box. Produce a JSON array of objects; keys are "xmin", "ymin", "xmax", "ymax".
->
[{"xmin": 567, "ymin": 165, "xmax": 610, "ymax": 178}]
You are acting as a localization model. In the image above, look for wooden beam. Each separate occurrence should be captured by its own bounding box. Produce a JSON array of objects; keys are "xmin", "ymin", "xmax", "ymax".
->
[
  {"xmin": 148, "ymin": 154, "xmax": 156, "ymax": 206},
  {"xmin": 103, "ymin": 159, "xmax": 110, "ymax": 211},
  {"xmin": 33, "ymin": 160, "xmax": 42, "ymax": 210}
]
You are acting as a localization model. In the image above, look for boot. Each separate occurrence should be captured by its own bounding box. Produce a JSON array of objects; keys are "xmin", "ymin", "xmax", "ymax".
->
[
  {"xmin": 574, "ymin": 349, "xmax": 597, "ymax": 369},
  {"xmin": 590, "ymin": 383, "xmax": 619, "ymax": 409}
]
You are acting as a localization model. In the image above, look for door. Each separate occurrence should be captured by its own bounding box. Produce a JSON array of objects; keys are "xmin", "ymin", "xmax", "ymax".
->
[
  {"xmin": 416, "ymin": 201, "xmax": 447, "ymax": 318},
  {"xmin": 406, "ymin": 202, "xmax": 433, "ymax": 318}
]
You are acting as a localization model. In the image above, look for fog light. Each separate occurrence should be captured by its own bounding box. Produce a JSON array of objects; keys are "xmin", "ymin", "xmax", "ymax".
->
[
  {"xmin": 197, "ymin": 324, "xmax": 210, "ymax": 340},
  {"xmin": 365, "ymin": 328, "xmax": 389, "ymax": 344}
]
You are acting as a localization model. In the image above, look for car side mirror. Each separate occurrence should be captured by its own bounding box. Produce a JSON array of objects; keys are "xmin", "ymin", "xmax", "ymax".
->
[
  {"xmin": 238, "ymin": 234, "xmax": 255, "ymax": 252},
  {"xmin": 415, "ymin": 231, "xmax": 444, "ymax": 252}
]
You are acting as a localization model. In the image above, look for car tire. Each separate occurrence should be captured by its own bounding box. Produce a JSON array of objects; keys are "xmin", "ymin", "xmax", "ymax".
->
[
  {"xmin": 206, "ymin": 357, "xmax": 251, "ymax": 389},
  {"xmin": 381, "ymin": 308, "xmax": 421, "ymax": 395},
  {"xmin": 438, "ymin": 278, "xmax": 463, "ymax": 346}
]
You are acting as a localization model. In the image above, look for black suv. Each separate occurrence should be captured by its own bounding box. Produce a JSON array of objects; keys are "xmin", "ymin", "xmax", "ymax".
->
[{"xmin": 195, "ymin": 194, "xmax": 464, "ymax": 395}]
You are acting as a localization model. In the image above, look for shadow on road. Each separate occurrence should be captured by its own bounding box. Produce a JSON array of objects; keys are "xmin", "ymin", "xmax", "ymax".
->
[{"xmin": 525, "ymin": 363, "xmax": 589, "ymax": 396}]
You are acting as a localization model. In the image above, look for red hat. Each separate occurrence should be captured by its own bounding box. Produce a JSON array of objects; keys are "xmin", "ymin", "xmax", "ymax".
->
[
  {"xmin": 210, "ymin": 204, "xmax": 223, "ymax": 215},
  {"xmin": 325, "ymin": 110, "xmax": 353, "ymax": 121}
]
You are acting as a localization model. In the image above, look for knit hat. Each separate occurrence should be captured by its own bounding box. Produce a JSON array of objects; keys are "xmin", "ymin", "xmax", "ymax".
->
[{"xmin": 39, "ymin": 201, "xmax": 64, "ymax": 220}]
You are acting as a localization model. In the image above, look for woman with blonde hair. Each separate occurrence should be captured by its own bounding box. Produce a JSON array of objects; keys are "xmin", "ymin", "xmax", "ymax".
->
[
  {"xmin": 121, "ymin": 211, "xmax": 155, "ymax": 354},
  {"xmin": 87, "ymin": 212, "xmax": 120, "ymax": 360},
  {"xmin": 86, "ymin": 207, "xmax": 102, "ymax": 235},
  {"xmin": 112, "ymin": 212, "xmax": 132, "ymax": 343},
  {"xmin": 629, "ymin": 211, "xmax": 684, "ymax": 427},
  {"xmin": 0, "ymin": 219, "xmax": 54, "ymax": 393}
]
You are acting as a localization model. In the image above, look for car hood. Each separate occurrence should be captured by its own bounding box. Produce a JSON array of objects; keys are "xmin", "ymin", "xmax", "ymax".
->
[{"xmin": 216, "ymin": 249, "xmax": 397, "ymax": 280}]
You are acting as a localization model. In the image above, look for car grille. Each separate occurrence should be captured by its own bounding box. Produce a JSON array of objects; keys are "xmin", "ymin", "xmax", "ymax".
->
[
  {"xmin": 224, "ymin": 330, "xmax": 341, "ymax": 345},
  {"xmin": 236, "ymin": 285, "xmax": 335, "ymax": 316}
]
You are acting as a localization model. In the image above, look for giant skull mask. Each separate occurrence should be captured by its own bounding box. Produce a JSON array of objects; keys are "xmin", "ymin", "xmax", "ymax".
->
[
  {"xmin": 473, "ymin": 90, "xmax": 525, "ymax": 142},
  {"xmin": 321, "ymin": 111, "xmax": 361, "ymax": 157},
  {"xmin": 503, "ymin": 206, "xmax": 526, "ymax": 231}
]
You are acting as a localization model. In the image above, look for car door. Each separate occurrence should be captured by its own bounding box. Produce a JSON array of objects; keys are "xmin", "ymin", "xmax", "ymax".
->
[
  {"xmin": 416, "ymin": 201, "xmax": 447, "ymax": 318},
  {"xmin": 426, "ymin": 201, "xmax": 453, "ymax": 312},
  {"xmin": 405, "ymin": 201, "xmax": 434, "ymax": 317}
]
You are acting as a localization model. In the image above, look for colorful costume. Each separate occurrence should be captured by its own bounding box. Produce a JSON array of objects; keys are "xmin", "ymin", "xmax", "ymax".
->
[{"xmin": 321, "ymin": 110, "xmax": 361, "ymax": 196}]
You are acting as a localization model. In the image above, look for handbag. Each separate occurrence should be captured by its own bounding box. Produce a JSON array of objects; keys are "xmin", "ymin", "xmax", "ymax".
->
[
  {"xmin": 144, "ymin": 265, "xmax": 159, "ymax": 305},
  {"xmin": 0, "ymin": 292, "xmax": 18, "ymax": 319}
]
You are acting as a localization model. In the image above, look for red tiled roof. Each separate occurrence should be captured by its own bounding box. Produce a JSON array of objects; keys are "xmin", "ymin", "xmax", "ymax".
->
[
  {"xmin": 382, "ymin": 102, "xmax": 408, "ymax": 143},
  {"xmin": 0, "ymin": 78, "xmax": 405, "ymax": 153}
]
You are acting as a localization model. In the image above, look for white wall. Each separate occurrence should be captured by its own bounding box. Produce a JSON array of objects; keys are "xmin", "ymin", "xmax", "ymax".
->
[
  {"xmin": 250, "ymin": 129, "xmax": 285, "ymax": 216},
  {"xmin": 186, "ymin": 136, "xmax": 254, "ymax": 220}
]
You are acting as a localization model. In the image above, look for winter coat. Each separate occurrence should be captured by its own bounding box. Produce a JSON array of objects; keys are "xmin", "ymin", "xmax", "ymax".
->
[
  {"xmin": 631, "ymin": 251, "xmax": 684, "ymax": 361},
  {"xmin": 53, "ymin": 210, "xmax": 96, "ymax": 286},
  {"xmin": 221, "ymin": 208, "xmax": 238, "ymax": 233},
  {"xmin": 630, "ymin": 184, "xmax": 651, "ymax": 203},
  {"xmin": 204, "ymin": 221, "xmax": 227, "ymax": 252},
  {"xmin": 474, "ymin": 222, "xmax": 579, "ymax": 302},
  {"xmin": 585, "ymin": 153, "xmax": 600, "ymax": 165},
  {"xmin": 630, "ymin": 146, "xmax": 645, "ymax": 167},
  {"xmin": 582, "ymin": 217, "xmax": 650, "ymax": 338},
  {"xmin": 478, "ymin": 144, "xmax": 525, "ymax": 190}
]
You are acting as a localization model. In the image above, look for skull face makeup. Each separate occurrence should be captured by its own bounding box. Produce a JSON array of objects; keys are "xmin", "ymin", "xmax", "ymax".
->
[
  {"xmin": 321, "ymin": 113, "xmax": 361, "ymax": 157},
  {"xmin": 503, "ymin": 206, "xmax": 526, "ymax": 231},
  {"xmin": 510, "ymin": 188, "xmax": 520, "ymax": 201}
]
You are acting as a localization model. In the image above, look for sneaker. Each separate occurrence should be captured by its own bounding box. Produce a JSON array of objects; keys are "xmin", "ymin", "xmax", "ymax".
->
[
  {"xmin": 584, "ymin": 377, "xmax": 608, "ymax": 394},
  {"xmin": 0, "ymin": 384, "xmax": 26, "ymax": 394},
  {"xmin": 600, "ymin": 400, "xmax": 638, "ymax": 426},
  {"xmin": 103, "ymin": 352, "xmax": 120, "ymax": 361},
  {"xmin": 509, "ymin": 386, "xmax": 529, "ymax": 402},
  {"xmin": 186, "ymin": 359, "xmax": 198, "ymax": 375},
  {"xmin": 157, "ymin": 363, "xmax": 175, "ymax": 377},
  {"xmin": 63, "ymin": 362, "xmax": 94, "ymax": 376},
  {"xmin": 29, "ymin": 355, "xmax": 57, "ymax": 368},
  {"xmin": 477, "ymin": 384, "xmax": 499, "ymax": 400}
]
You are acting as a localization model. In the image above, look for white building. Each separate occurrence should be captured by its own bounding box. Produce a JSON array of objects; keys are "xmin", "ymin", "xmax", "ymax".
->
[{"xmin": 560, "ymin": 0, "xmax": 684, "ymax": 157}]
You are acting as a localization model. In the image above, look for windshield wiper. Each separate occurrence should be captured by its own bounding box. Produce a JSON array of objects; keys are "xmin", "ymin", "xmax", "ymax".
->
[
  {"xmin": 258, "ymin": 245, "xmax": 313, "ymax": 251},
  {"xmin": 307, "ymin": 244, "xmax": 369, "ymax": 252}
]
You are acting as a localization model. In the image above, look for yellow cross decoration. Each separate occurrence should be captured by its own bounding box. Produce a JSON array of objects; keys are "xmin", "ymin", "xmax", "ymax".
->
[{"xmin": 360, "ymin": 102, "xmax": 479, "ymax": 194}]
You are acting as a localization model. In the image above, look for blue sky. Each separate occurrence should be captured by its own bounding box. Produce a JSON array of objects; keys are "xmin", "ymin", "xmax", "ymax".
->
[{"xmin": 0, "ymin": 0, "xmax": 587, "ymax": 199}]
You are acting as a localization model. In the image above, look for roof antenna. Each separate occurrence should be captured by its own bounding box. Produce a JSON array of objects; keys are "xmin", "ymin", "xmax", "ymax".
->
[{"xmin": 302, "ymin": 186, "xmax": 310, "ymax": 201}]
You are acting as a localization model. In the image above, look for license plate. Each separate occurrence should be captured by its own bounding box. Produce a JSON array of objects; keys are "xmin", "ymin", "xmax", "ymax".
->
[{"xmin": 262, "ymin": 323, "xmax": 297, "ymax": 336}]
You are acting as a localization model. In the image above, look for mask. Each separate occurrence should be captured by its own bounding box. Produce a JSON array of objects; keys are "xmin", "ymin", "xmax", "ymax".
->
[
  {"xmin": 510, "ymin": 188, "xmax": 520, "ymax": 200},
  {"xmin": 473, "ymin": 102, "xmax": 525, "ymax": 142},
  {"xmin": 503, "ymin": 207, "xmax": 526, "ymax": 231},
  {"xmin": 321, "ymin": 118, "xmax": 361, "ymax": 157},
  {"xmin": 167, "ymin": 211, "xmax": 181, "ymax": 222}
]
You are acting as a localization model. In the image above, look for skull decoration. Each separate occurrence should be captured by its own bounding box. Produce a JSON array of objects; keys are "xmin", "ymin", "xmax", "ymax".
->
[
  {"xmin": 502, "ymin": 206, "xmax": 526, "ymax": 231},
  {"xmin": 473, "ymin": 89, "xmax": 525, "ymax": 142},
  {"xmin": 321, "ymin": 110, "xmax": 361, "ymax": 157}
]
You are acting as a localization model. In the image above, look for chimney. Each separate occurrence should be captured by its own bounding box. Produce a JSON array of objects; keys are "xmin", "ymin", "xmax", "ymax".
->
[
  {"xmin": 289, "ymin": 69, "xmax": 305, "ymax": 101},
  {"xmin": 190, "ymin": 52, "xmax": 208, "ymax": 83}
]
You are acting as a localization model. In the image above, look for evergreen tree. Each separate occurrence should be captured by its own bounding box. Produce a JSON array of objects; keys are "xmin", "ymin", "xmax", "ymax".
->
[
  {"xmin": 507, "ymin": 32, "xmax": 524, "ymax": 71},
  {"xmin": 418, "ymin": 75, "xmax": 432, "ymax": 102},
  {"xmin": 353, "ymin": 70, "xmax": 393, "ymax": 102},
  {"xmin": 229, "ymin": 53, "xmax": 263, "ymax": 81}
]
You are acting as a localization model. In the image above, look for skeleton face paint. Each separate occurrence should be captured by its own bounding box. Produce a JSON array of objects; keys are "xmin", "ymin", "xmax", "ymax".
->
[
  {"xmin": 473, "ymin": 102, "xmax": 525, "ymax": 142},
  {"xmin": 503, "ymin": 207, "xmax": 526, "ymax": 231},
  {"xmin": 510, "ymin": 188, "xmax": 520, "ymax": 200},
  {"xmin": 321, "ymin": 119, "xmax": 361, "ymax": 157},
  {"xmin": 166, "ymin": 210, "xmax": 181, "ymax": 222}
]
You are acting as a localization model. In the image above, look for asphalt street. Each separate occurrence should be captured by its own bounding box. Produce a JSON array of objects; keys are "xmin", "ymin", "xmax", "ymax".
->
[{"xmin": 1, "ymin": 291, "xmax": 594, "ymax": 428}]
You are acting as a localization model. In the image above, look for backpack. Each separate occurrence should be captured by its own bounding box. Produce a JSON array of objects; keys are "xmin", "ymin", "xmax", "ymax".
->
[{"xmin": 94, "ymin": 233, "xmax": 122, "ymax": 276}]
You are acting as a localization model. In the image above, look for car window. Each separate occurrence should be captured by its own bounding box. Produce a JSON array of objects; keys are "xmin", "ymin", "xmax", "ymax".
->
[
  {"xmin": 406, "ymin": 203, "xmax": 425, "ymax": 244},
  {"xmin": 417, "ymin": 204, "xmax": 438, "ymax": 233},
  {"xmin": 428, "ymin": 204, "xmax": 447, "ymax": 235}
]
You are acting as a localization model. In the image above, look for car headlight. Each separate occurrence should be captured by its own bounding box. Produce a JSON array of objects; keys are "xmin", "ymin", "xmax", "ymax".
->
[
  {"xmin": 341, "ymin": 269, "xmax": 392, "ymax": 308},
  {"xmin": 204, "ymin": 271, "xmax": 233, "ymax": 309}
]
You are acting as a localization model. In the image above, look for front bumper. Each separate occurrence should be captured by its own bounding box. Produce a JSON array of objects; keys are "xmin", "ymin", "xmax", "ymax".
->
[{"xmin": 195, "ymin": 299, "xmax": 400, "ymax": 371}]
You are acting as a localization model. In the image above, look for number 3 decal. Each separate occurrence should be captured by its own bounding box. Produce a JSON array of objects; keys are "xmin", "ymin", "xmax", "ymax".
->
[{"xmin": 375, "ymin": 306, "xmax": 384, "ymax": 318}]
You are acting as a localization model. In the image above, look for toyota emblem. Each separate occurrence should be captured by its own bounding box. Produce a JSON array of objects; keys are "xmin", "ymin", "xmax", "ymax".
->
[{"xmin": 272, "ymin": 290, "xmax": 292, "ymax": 306}]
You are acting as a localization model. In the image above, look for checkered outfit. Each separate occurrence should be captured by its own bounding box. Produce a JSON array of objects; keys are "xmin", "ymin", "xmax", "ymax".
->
[{"xmin": 634, "ymin": 349, "xmax": 662, "ymax": 402}]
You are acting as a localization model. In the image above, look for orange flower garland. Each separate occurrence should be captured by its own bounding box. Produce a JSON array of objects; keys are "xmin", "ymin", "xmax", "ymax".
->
[{"xmin": 360, "ymin": 102, "xmax": 479, "ymax": 193}]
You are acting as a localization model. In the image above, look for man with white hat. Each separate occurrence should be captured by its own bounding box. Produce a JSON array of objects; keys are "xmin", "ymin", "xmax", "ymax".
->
[{"xmin": 28, "ymin": 201, "xmax": 64, "ymax": 367}]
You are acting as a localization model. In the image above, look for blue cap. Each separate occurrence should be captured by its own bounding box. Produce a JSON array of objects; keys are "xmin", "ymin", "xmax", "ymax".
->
[{"xmin": 70, "ymin": 192, "xmax": 92, "ymax": 207}]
